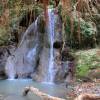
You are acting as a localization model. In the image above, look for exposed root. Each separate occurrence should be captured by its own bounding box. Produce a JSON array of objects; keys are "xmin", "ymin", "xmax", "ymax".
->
[{"xmin": 23, "ymin": 86, "xmax": 65, "ymax": 100}]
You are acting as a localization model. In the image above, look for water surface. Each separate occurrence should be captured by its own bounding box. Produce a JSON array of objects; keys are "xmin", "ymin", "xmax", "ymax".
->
[{"xmin": 0, "ymin": 79, "xmax": 67, "ymax": 100}]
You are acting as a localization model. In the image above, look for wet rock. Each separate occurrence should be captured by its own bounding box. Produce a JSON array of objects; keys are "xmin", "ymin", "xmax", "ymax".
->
[
  {"xmin": 54, "ymin": 47, "xmax": 75, "ymax": 83},
  {"xmin": 32, "ymin": 47, "xmax": 50, "ymax": 81},
  {"xmin": 0, "ymin": 46, "xmax": 15, "ymax": 79},
  {"xmin": 54, "ymin": 62, "xmax": 69, "ymax": 83},
  {"xmin": 5, "ymin": 15, "xmax": 45, "ymax": 79},
  {"xmin": 54, "ymin": 14, "xmax": 62, "ymax": 42},
  {"xmin": 0, "ymin": 47, "xmax": 9, "ymax": 73},
  {"xmin": 0, "ymin": 71, "xmax": 7, "ymax": 80}
]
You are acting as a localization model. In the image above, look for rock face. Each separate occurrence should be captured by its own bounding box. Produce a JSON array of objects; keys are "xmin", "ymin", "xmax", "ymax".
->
[
  {"xmin": 5, "ymin": 15, "xmax": 45, "ymax": 79},
  {"xmin": 5, "ymin": 9, "xmax": 75, "ymax": 83},
  {"xmin": 0, "ymin": 46, "xmax": 15, "ymax": 79}
]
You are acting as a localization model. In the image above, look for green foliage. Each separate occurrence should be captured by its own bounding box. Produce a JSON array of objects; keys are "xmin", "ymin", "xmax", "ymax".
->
[
  {"xmin": 0, "ymin": 27, "xmax": 10, "ymax": 45},
  {"xmin": 63, "ymin": 16, "xmax": 96, "ymax": 48},
  {"xmin": 65, "ymin": 17, "xmax": 96, "ymax": 38},
  {"xmin": 76, "ymin": 49, "xmax": 100, "ymax": 77},
  {"xmin": 79, "ymin": 19, "xmax": 96, "ymax": 38},
  {"xmin": 49, "ymin": 0, "xmax": 55, "ymax": 5},
  {"xmin": 0, "ymin": 4, "xmax": 3, "ymax": 16},
  {"xmin": 8, "ymin": 0, "xmax": 16, "ymax": 8},
  {"xmin": 10, "ymin": 4, "xmax": 43, "ymax": 28},
  {"xmin": 0, "ymin": 0, "xmax": 44, "ymax": 45}
]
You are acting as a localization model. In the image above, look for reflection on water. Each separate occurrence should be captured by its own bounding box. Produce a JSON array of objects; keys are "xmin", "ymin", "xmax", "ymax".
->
[{"xmin": 0, "ymin": 79, "xmax": 67, "ymax": 100}]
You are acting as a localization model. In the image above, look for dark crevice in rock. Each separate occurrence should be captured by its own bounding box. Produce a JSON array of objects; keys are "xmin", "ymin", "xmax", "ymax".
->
[
  {"xmin": 61, "ymin": 48, "xmax": 75, "ymax": 61},
  {"xmin": 53, "ymin": 41, "xmax": 63, "ymax": 49},
  {"xmin": 0, "ymin": 71, "xmax": 7, "ymax": 80}
]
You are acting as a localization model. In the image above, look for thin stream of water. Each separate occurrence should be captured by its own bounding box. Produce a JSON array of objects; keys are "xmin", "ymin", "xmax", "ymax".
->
[{"xmin": 47, "ymin": 8, "xmax": 55, "ymax": 83}]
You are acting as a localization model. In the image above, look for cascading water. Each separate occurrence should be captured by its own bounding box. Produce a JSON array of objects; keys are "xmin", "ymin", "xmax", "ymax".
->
[
  {"xmin": 46, "ymin": 8, "xmax": 55, "ymax": 83},
  {"xmin": 5, "ymin": 7, "xmax": 64, "ymax": 82},
  {"xmin": 5, "ymin": 56, "xmax": 16, "ymax": 80},
  {"xmin": 5, "ymin": 17, "xmax": 39, "ymax": 80},
  {"xmin": 26, "ymin": 44, "xmax": 38, "ymax": 63}
]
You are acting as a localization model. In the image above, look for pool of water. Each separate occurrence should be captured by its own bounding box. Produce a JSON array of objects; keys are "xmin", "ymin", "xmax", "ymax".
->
[{"xmin": 0, "ymin": 79, "xmax": 67, "ymax": 100}]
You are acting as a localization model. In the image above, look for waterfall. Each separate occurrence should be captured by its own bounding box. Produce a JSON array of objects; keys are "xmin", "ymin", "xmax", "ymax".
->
[
  {"xmin": 26, "ymin": 44, "xmax": 38, "ymax": 63},
  {"xmin": 5, "ymin": 7, "xmax": 63, "ymax": 82},
  {"xmin": 46, "ymin": 8, "xmax": 55, "ymax": 83},
  {"xmin": 5, "ymin": 56, "xmax": 16, "ymax": 80},
  {"xmin": 5, "ymin": 17, "xmax": 39, "ymax": 80}
]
